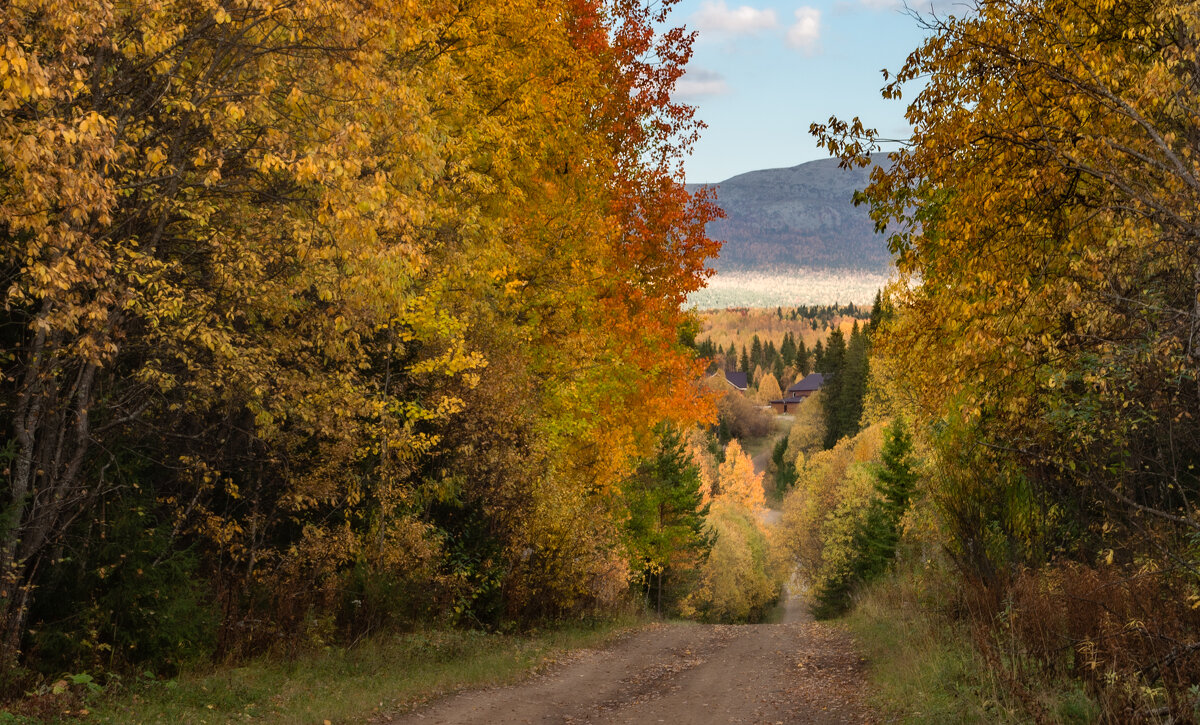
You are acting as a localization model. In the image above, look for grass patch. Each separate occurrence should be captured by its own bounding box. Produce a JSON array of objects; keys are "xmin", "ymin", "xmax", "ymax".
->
[
  {"xmin": 846, "ymin": 576, "xmax": 1016, "ymax": 723},
  {"xmin": 19, "ymin": 616, "xmax": 644, "ymax": 724},
  {"xmin": 844, "ymin": 562, "xmax": 1103, "ymax": 724}
]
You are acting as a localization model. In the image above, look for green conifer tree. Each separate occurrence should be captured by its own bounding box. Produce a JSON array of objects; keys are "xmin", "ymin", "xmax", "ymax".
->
[
  {"xmin": 819, "ymin": 329, "xmax": 847, "ymax": 448},
  {"xmin": 780, "ymin": 333, "xmax": 796, "ymax": 367},
  {"xmin": 813, "ymin": 419, "xmax": 918, "ymax": 618},
  {"xmin": 796, "ymin": 340, "xmax": 810, "ymax": 376},
  {"xmin": 622, "ymin": 425, "xmax": 713, "ymax": 615},
  {"xmin": 832, "ymin": 322, "xmax": 869, "ymax": 444}
]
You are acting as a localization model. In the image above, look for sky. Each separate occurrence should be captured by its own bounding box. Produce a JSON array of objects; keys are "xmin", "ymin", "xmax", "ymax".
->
[{"xmin": 668, "ymin": 0, "xmax": 953, "ymax": 183}]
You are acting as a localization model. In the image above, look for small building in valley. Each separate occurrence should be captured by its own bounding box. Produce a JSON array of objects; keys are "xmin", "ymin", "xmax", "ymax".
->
[
  {"xmin": 785, "ymin": 372, "xmax": 825, "ymax": 399},
  {"xmin": 709, "ymin": 369, "xmax": 749, "ymax": 393},
  {"xmin": 768, "ymin": 396, "xmax": 807, "ymax": 414}
]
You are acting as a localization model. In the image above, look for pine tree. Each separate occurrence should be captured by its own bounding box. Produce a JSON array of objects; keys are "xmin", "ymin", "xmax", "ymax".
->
[
  {"xmin": 780, "ymin": 333, "xmax": 796, "ymax": 367},
  {"xmin": 833, "ymin": 322, "xmax": 869, "ymax": 443},
  {"xmin": 796, "ymin": 340, "xmax": 810, "ymax": 376},
  {"xmin": 819, "ymin": 329, "xmax": 847, "ymax": 448},
  {"xmin": 771, "ymin": 436, "xmax": 798, "ymax": 491},
  {"xmin": 820, "ymin": 329, "xmax": 845, "ymax": 374},
  {"xmin": 622, "ymin": 425, "xmax": 713, "ymax": 614},
  {"xmin": 813, "ymin": 419, "xmax": 918, "ymax": 618},
  {"xmin": 750, "ymin": 335, "xmax": 763, "ymax": 368},
  {"xmin": 870, "ymin": 419, "xmax": 918, "ymax": 565},
  {"xmin": 740, "ymin": 346, "xmax": 752, "ymax": 386}
]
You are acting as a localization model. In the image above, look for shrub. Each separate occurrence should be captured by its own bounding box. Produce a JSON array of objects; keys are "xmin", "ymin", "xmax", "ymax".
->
[
  {"xmin": 683, "ymin": 502, "xmax": 784, "ymax": 622},
  {"xmin": 715, "ymin": 391, "xmax": 774, "ymax": 442}
]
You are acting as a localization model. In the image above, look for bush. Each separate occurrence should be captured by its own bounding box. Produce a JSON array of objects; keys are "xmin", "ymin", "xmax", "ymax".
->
[
  {"xmin": 25, "ymin": 490, "xmax": 217, "ymax": 677},
  {"xmin": 716, "ymin": 391, "xmax": 774, "ymax": 442},
  {"xmin": 784, "ymin": 391, "xmax": 825, "ymax": 465},
  {"xmin": 682, "ymin": 502, "xmax": 784, "ymax": 622}
]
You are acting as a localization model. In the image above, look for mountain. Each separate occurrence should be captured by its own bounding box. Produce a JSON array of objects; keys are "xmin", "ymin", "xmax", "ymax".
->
[{"xmin": 687, "ymin": 157, "xmax": 892, "ymax": 272}]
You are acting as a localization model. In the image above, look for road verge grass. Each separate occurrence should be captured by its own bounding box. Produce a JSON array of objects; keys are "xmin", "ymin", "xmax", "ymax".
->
[
  {"xmin": 845, "ymin": 562, "xmax": 1101, "ymax": 724},
  {"xmin": 16, "ymin": 615, "xmax": 645, "ymax": 724}
]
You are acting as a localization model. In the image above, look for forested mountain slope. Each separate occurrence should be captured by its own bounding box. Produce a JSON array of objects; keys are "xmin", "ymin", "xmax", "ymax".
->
[{"xmin": 687, "ymin": 157, "xmax": 891, "ymax": 272}]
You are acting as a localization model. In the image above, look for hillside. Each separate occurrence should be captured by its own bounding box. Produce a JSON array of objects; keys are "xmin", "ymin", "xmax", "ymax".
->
[{"xmin": 689, "ymin": 157, "xmax": 891, "ymax": 272}]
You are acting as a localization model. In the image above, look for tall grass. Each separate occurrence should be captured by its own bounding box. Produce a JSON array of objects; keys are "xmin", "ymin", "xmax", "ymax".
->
[
  {"xmin": 9, "ymin": 617, "xmax": 644, "ymax": 724},
  {"xmin": 845, "ymin": 557, "xmax": 1101, "ymax": 724}
]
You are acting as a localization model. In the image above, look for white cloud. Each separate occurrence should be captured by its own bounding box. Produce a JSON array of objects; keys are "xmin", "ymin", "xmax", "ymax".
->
[
  {"xmin": 785, "ymin": 7, "xmax": 821, "ymax": 54},
  {"xmin": 691, "ymin": 0, "xmax": 778, "ymax": 34},
  {"xmin": 675, "ymin": 69, "xmax": 730, "ymax": 99},
  {"xmin": 834, "ymin": 0, "xmax": 964, "ymax": 14}
]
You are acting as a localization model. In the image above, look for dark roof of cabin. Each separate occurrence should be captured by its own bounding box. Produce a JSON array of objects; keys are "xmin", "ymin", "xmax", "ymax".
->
[
  {"xmin": 724, "ymin": 370, "xmax": 749, "ymax": 390},
  {"xmin": 787, "ymin": 372, "xmax": 825, "ymax": 393}
]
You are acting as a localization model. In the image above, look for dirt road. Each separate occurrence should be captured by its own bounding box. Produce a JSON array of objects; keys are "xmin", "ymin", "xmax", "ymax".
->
[
  {"xmin": 385, "ymin": 623, "xmax": 870, "ymax": 724},
  {"xmin": 386, "ymin": 581, "xmax": 873, "ymax": 725},
  {"xmin": 387, "ymin": 423, "xmax": 874, "ymax": 724}
]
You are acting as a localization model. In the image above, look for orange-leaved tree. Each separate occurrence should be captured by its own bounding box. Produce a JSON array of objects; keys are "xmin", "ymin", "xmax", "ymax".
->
[{"xmin": 0, "ymin": 0, "xmax": 718, "ymax": 669}]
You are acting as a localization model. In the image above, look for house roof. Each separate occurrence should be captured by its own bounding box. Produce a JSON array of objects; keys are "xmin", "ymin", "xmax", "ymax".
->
[
  {"xmin": 723, "ymin": 370, "xmax": 749, "ymax": 390},
  {"xmin": 706, "ymin": 369, "xmax": 750, "ymax": 391},
  {"xmin": 787, "ymin": 372, "xmax": 825, "ymax": 393}
]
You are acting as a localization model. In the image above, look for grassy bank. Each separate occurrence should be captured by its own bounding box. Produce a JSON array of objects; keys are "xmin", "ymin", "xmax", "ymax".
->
[
  {"xmin": 844, "ymin": 562, "xmax": 1100, "ymax": 724},
  {"xmin": 6, "ymin": 616, "xmax": 645, "ymax": 724}
]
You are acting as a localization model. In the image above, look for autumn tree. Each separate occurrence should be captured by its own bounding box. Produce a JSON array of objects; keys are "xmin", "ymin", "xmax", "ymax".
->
[
  {"xmin": 715, "ymin": 440, "xmax": 765, "ymax": 513},
  {"xmin": 814, "ymin": 0, "xmax": 1200, "ymax": 710},
  {"xmin": 786, "ymin": 391, "xmax": 826, "ymax": 467},
  {"xmin": 0, "ymin": 0, "xmax": 719, "ymax": 672},
  {"xmin": 756, "ymin": 373, "xmax": 783, "ymax": 403}
]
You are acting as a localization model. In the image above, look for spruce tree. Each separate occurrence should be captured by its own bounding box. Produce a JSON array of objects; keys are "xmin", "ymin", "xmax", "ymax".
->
[
  {"xmin": 867, "ymin": 289, "xmax": 892, "ymax": 337},
  {"xmin": 621, "ymin": 425, "xmax": 713, "ymax": 614},
  {"xmin": 812, "ymin": 419, "xmax": 918, "ymax": 618},
  {"xmin": 820, "ymin": 329, "xmax": 845, "ymax": 374},
  {"xmin": 833, "ymin": 322, "xmax": 869, "ymax": 442},
  {"xmin": 780, "ymin": 333, "xmax": 796, "ymax": 367},
  {"xmin": 819, "ymin": 329, "xmax": 847, "ymax": 448}
]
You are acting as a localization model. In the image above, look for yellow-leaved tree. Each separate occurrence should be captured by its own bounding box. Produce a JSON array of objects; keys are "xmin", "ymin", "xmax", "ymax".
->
[
  {"xmin": 715, "ymin": 439, "xmax": 766, "ymax": 512},
  {"xmin": 0, "ymin": 0, "xmax": 719, "ymax": 668},
  {"xmin": 813, "ymin": 0, "xmax": 1200, "ymax": 710}
]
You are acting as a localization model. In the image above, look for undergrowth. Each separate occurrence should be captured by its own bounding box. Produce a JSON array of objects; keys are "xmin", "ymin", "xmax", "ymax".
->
[
  {"xmin": 1, "ymin": 615, "xmax": 644, "ymax": 724},
  {"xmin": 844, "ymin": 556, "xmax": 1102, "ymax": 724}
]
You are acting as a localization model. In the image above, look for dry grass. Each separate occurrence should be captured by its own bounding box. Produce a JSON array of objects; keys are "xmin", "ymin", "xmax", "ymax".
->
[
  {"xmin": 845, "ymin": 558, "xmax": 1103, "ymax": 724},
  {"xmin": 9, "ymin": 617, "xmax": 645, "ymax": 725}
]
